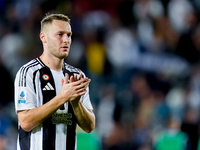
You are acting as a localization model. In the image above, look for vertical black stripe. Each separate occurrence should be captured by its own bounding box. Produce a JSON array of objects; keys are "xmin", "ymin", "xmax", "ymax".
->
[
  {"xmin": 19, "ymin": 59, "xmax": 37, "ymax": 87},
  {"xmin": 40, "ymin": 67, "xmax": 56, "ymax": 150},
  {"xmin": 63, "ymin": 64, "xmax": 77, "ymax": 150},
  {"xmin": 24, "ymin": 62, "xmax": 39, "ymax": 87},
  {"xmin": 33, "ymin": 70, "xmax": 38, "ymax": 93},
  {"xmin": 19, "ymin": 127, "xmax": 31, "ymax": 150},
  {"xmin": 66, "ymin": 103, "xmax": 77, "ymax": 150}
]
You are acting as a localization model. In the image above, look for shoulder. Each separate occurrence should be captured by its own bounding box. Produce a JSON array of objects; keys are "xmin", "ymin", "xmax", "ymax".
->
[
  {"xmin": 16, "ymin": 58, "xmax": 45, "ymax": 77},
  {"xmin": 15, "ymin": 58, "xmax": 46, "ymax": 87},
  {"xmin": 63, "ymin": 62, "xmax": 86, "ymax": 77}
]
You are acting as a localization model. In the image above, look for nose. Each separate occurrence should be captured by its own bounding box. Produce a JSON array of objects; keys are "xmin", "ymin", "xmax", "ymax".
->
[{"xmin": 63, "ymin": 34, "xmax": 70, "ymax": 43}]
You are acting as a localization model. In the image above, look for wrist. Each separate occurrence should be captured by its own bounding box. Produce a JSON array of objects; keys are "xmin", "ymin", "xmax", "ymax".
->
[
  {"xmin": 70, "ymin": 97, "xmax": 81, "ymax": 108},
  {"xmin": 56, "ymin": 93, "xmax": 69, "ymax": 105}
]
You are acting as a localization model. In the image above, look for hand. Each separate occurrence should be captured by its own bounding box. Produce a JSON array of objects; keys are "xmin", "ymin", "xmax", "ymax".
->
[{"xmin": 60, "ymin": 73, "xmax": 91, "ymax": 102}]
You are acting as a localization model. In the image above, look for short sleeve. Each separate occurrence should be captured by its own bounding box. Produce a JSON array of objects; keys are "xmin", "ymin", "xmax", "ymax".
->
[
  {"xmin": 81, "ymin": 84, "xmax": 93, "ymax": 110},
  {"xmin": 14, "ymin": 68, "xmax": 37, "ymax": 113}
]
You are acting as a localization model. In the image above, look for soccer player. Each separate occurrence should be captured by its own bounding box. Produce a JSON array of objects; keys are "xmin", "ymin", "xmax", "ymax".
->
[{"xmin": 14, "ymin": 13, "xmax": 95, "ymax": 150}]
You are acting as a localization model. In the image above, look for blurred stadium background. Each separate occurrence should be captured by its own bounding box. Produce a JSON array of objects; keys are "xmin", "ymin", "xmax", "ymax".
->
[{"xmin": 1, "ymin": 0, "xmax": 200, "ymax": 149}]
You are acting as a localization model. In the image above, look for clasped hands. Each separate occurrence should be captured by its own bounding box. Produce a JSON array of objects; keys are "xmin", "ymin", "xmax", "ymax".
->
[{"xmin": 60, "ymin": 73, "xmax": 91, "ymax": 102}]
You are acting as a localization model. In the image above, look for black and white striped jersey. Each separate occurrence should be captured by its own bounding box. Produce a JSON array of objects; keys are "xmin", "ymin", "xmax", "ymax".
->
[{"xmin": 14, "ymin": 58, "xmax": 93, "ymax": 150}]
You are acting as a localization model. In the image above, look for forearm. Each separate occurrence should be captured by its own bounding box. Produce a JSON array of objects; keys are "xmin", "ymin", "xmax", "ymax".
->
[
  {"xmin": 71, "ymin": 100, "xmax": 95, "ymax": 133},
  {"xmin": 18, "ymin": 94, "xmax": 66, "ymax": 132}
]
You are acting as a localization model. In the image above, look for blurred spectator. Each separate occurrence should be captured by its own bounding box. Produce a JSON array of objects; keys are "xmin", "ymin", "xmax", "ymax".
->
[
  {"xmin": 81, "ymin": 10, "xmax": 111, "ymax": 105},
  {"xmin": 165, "ymin": 86, "xmax": 186, "ymax": 119},
  {"xmin": 186, "ymin": 64, "xmax": 200, "ymax": 109},
  {"xmin": 85, "ymin": 28, "xmax": 107, "ymax": 75},
  {"xmin": 82, "ymin": 10, "xmax": 110, "ymax": 35},
  {"xmin": 97, "ymin": 84, "xmax": 116, "ymax": 147},
  {"xmin": 0, "ymin": 58, "xmax": 14, "ymax": 106},
  {"xmin": 133, "ymin": 0, "xmax": 164, "ymax": 51},
  {"xmin": 130, "ymin": 73, "xmax": 156, "ymax": 149},
  {"xmin": 0, "ymin": 115, "xmax": 8, "ymax": 150},
  {"xmin": 0, "ymin": 30, "xmax": 25, "ymax": 78},
  {"xmin": 167, "ymin": 0, "xmax": 194, "ymax": 34},
  {"xmin": 104, "ymin": 17, "xmax": 140, "ymax": 82},
  {"xmin": 175, "ymin": 10, "xmax": 200, "ymax": 64},
  {"xmin": 15, "ymin": 0, "xmax": 32, "ymax": 21},
  {"xmin": 181, "ymin": 108, "xmax": 200, "ymax": 150},
  {"xmin": 76, "ymin": 127, "xmax": 101, "ymax": 150},
  {"xmin": 65, "ymin": 37, "xmax": 86, "ymax": 70},
  {"xmin": 0, "ymin": 103, "xmax": 17, "ymax": 150},
  {"xmin": 149, "ymin": 16, "xmax": 178, "ymax": 53},
  {"xmin": 151, "ymin": 73, "xmax": 171, "ymax": 132},
  {"xmin": 154, "ymin": 116, "xmax": 188, "ymax": 150},
  {"xmin": 194, "ymin": 0, "xmax": 200, "ymax": 14},
  {"xmin": 133, "ymin": 0, "xmax": 164, "ymax": 20}
]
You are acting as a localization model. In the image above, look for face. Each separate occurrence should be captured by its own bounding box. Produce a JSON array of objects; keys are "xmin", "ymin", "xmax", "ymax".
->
[{"xmin": 41, "ymin": 20, "xmax": 72, "ymax": 59}]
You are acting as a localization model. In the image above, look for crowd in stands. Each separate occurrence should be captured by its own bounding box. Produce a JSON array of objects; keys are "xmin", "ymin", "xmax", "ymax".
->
[{"xmin": 1, "ymin": 0, "xmax": 200, "ymax": 149}]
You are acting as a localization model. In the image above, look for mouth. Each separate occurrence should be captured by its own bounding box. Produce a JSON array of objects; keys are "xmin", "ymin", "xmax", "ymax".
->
[{"xmin": 61, "ymin": 46, "xmax": 69, "ymax": 51}]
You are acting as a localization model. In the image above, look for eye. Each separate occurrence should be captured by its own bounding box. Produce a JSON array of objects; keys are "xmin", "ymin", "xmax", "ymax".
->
[
  {"xmin": 57, "ymin": 33, "xmax": 63, "ymax": 36},
  {"xmin": 67, "ymin": 33, "xmax": 71, "ymax": 38}
]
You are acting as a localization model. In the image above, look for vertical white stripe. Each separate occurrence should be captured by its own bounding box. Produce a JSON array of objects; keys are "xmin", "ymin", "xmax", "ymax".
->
[
  {"xmin": 31, "ymin": 124, "xmax": 42, "ymax": 150},
  {"xmin": 17, "ymin": 135, "xmax": 20, "ymax": 150},
  {"xmin": 56, "ymin": 124, "xmax": 67, "ymax": 150},
  {"xmin": 75, "ymin": 136, "xmax": 77, "ymax": 150}
]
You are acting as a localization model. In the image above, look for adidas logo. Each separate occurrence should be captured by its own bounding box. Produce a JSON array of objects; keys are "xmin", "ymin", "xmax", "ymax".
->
[{"xmin": 43, "ymin": 82, "xmax": 54, "ymax": 91}]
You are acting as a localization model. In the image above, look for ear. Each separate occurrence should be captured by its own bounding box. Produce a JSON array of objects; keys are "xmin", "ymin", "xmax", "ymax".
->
[{"xmin": 40, "ymin": 32, "xmax": 47, "ymax": 43}]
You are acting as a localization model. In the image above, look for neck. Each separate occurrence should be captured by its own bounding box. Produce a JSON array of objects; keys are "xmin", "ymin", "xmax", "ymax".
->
[{"xmin": 40, "ymin": 53, "xmax": 64, "ymax": 71}]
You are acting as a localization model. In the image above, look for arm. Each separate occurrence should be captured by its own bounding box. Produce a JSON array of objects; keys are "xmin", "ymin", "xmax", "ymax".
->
[
  {"xmin": 71, "ymin": 100, "xmax": 95, "ymax": 133},
  {"xmin": 17, "ymin": 74, "xmax": 90, "ymax": 132},
  {"xmin": 17, "ymin": 95, "xmax": 65, "ymax": 132},
  {"xmin": 64, "ymin": 74, "xmax": 95, "ymax": 133}
]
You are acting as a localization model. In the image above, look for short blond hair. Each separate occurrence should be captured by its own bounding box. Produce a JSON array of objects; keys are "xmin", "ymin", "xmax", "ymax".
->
[{"xmin": 41, "ymin": 13, "xmax": 70, "ymax": 32}]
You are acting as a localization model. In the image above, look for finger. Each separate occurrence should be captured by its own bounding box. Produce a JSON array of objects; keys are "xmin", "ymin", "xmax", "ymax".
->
[
  {"xmin": 76, "ymin": 87, "xmax": 87, "ymax": 93},
  {"xmin": 72, "ymin": 77, "xmax": 89, "ymax": 86},
  {"xmin": 79, "ymin": 72, "xmax": 83, "ymax": 80},
  {"xmin": 75, "ymin": 79, "xmax": 91, "ymax": 90},
  {"xmin": 63, "ymin": 73, "xmax": 69, "ymax": 84},
  {"xmin": 83, "ymin": 80, "xmax": 91, "ymax": 89},
  {"xmin": 74, "ymin": 74, "xmax": 78, "ymax": 82},
  {"xmin": 76, "ymin": 89, "xmax": 87, "ymax": 96},
  {"xmin": 85, "ymin": 80, "xmax": 91, "ymax": 87},
  {"xmin": 69, "ymin": 75, "xmax": 74, "ymax": 83},
  {"xmin": 61, "ymin": 78, "xmax": 64, "ymax": 85}
]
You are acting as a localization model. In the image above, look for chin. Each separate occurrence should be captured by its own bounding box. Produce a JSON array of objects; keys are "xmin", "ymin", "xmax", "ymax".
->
[{"xmin": 60, "ymin": 53, "xmax": 69, "ymax": 59}]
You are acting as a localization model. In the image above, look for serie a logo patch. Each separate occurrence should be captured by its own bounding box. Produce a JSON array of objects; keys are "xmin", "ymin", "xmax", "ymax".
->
[{"xmin": 18, "ymin": 91, "xmax": 26, "ymax": 104}]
